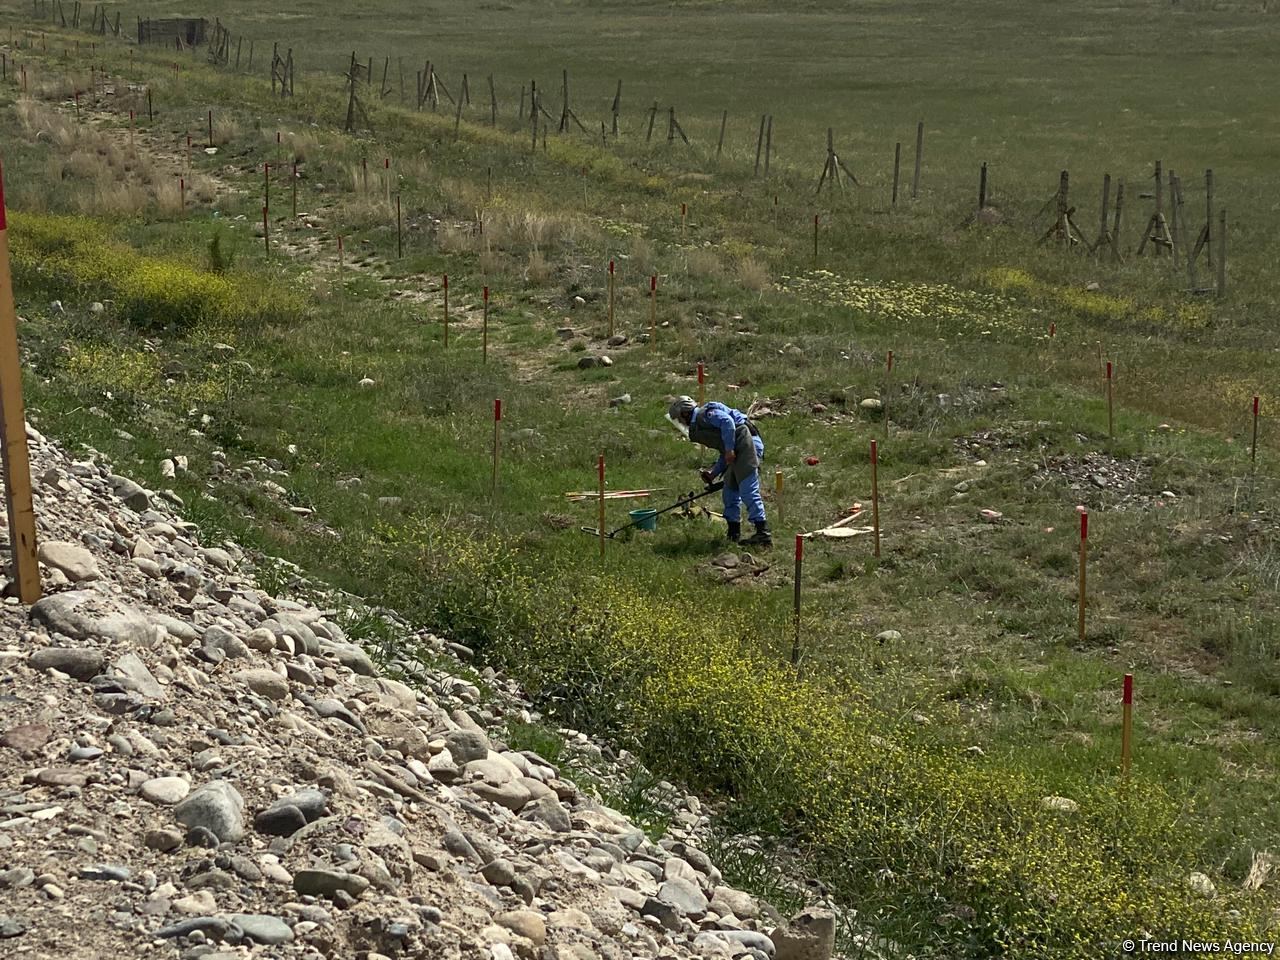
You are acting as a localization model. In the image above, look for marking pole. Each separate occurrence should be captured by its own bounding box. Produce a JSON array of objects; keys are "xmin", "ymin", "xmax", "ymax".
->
[
  {"xmin": 649, "ymin": 274, "xmax": 657, "ymax": 349},
  {"xmin": 0, "ymin": 161, "xmax": 41, "ymax": 603},
  {"xmin": 1121, "ymin": 673, "xmax": 1133, "ymax": 777},
  {"xmin": 697, "ymin": 361, "xmax": 705, "ymax": 405},
  {"xmin": 598, "ymin": 455, "xmax": 606, "ymax": 558},
  {"xmin": 492, "ymin": 398, "xmax": 502, "ymax": 496},
  {"xmin": 871, "ymin": 440, "xmax": 881, "ymax": 558},
  {"xmin": 1079, "ymin": 511, "xmax": 1089, "ymax": 644},
  {"xmin": 1252, "ymin": 395, "xmax": 1260, "ymax": 465},
  {"xmin": 482, "ymin": 286, "xmax": 490, "ymax": 362},
  {"xmin": 607, "ymin": 260, "xmax": 615, "ymax": 338},
  {"xmin": 792, "ymin": 534, "xmax": 803, "ymax": 665}
]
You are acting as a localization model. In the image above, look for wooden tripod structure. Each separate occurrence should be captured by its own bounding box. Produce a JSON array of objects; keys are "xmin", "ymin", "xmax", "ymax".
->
[
  {"xmin": 1089, "ymin": 173, "xmax": 1125, "ymax": 262},
  {"xmin": 1038, "ymin": 170, "xmax": 1087, "ymax": 248},
  {"xmin": 815, "ymin": 128, "xmax": 858, "ymax": 193},
  {"xmin": 342, "ymin": 52, "xmax": 373, "ymax": 134},
  {"xmin": 1136, "ymin": 160, "xmax": 1173, "ymax": 256}
]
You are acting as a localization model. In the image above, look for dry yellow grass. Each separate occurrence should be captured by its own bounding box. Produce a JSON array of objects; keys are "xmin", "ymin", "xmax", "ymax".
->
[{"xmin": 737, "ymin": 256, "xmax": 770, "ymax": 292}]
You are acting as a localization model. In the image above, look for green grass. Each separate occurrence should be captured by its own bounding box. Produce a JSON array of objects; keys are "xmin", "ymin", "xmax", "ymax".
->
[{"xmin": 5, "ymin": 2, "xmax": 1280, "ymax": 953}]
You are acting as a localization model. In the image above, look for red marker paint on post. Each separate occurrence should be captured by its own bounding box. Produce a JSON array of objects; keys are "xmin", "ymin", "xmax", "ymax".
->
[
  {"xmin": 1050, "ymin": 321, "xmax": 1056, "ymax": 338},
  {"xmin": 608, "ymin": 260, "xmax": 615, "ymax": 275},
  {"xmin": 697, "ymin": 361, "xmax": 705, "ymax": 404}
]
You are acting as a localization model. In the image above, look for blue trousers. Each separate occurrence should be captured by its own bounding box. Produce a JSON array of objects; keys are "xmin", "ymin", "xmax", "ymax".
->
[{"xmin": 723, "ymin": 436, "xmax": 766, "ymax": 524}]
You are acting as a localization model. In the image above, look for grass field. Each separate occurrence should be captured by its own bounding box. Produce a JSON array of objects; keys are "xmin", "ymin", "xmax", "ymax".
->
[{"xmin": 6, "ymin": 0, "xmax": 1280, "ymax": 954}]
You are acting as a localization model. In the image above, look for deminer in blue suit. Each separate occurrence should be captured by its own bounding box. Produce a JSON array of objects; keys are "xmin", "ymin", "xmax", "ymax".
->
[{"xmin": 666, "ymin": 395, "xmax": 772, "ymax": 548}]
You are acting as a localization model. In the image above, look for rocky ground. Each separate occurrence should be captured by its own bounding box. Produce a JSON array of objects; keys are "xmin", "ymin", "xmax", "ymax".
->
[{"xmin": 0, "ymin": 422, "xmax": 839, "ymax": 960}]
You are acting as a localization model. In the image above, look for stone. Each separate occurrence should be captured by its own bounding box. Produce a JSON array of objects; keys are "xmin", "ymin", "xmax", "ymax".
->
[
  {"xmin": 227, "ymin": 914, "xmax": 294, "ymax": 945},
  {"xmin": 496, "ymin": 910, "xmax": 546, "ymax": 946},
  {"xmin": 640, "ymin": 897, "xmax": 682, "ymax": 931},
  {"xmin": 145, "ymin": 828, "xmax": 184, "ymax": 852},
  {"xmin": 236, "ymin": 668, "xmax": 289, "ymax": 701},
  {"xmin": 325, "ymin": 642, "xmax": 375, "ymax": 676},
  {"xmin": 255, "ymin": 790, "xmax": 328, "ymax": 836},
  {"xmin": 37, "ymin": 541, "xmax": 101, "ymax": 582},
  {"xmin": 1189, "ymin": 871, "xmax": 1217, "ymax": 898},
  {"xmin": 712, "ymin": 886, "xmax": 761, "ymax": 920},
  {"xmin": 173, "ymin": 891, "xmax": 218, "ymax": 916},
  {"xmin": 1041, "ymin": 795, "xmax": 1078, "ymax": 815},
  {"xmin": 471, "ymin": 780, "xmax": 530, "ymax": 810},
  {"xmin": 0, "ymin": 916, "xmax": 28, "ymax": 938},
  {"xmin": 859, "ymin": 398, "xmax": 883, "ymax": 413},
  {"xmin": 658, "ymin": 876, "xmax": 708, "ymax": 918},
  {"xmin": 0, "ymin": 868, "xmax": 34, "ymax": 889},
  {"xmin": 111, "ymin": 653, "xmax": 166, "ymax": 700},
  {"xmin": 200, "ymin": 548, "xmax": 235, "ymax": 571},
  {"xmin": 770, "ymin": 907, "xmax": 835, "ymax": 960},
  {"xmin": 875, "ymin": 630, "xmax": 902, "ymax": 643},
  {"xmin": 293, "ymin": 868, "xmax": 370, "ymax": 899},
  {"xmin": 109, "ymin": 475, "xmax": 151, "ymax": 511},
  {"xmin": 29, "ymin": 647, "xmax": 104, "ymax": 681},
  {"xmin": 79, "ymin": 864, "xmax": 131, "ymax": 882},
  {"xmin": 245, "ymin": 628, "xmax": 276, "ymax": 652},
  {"xmin": 32, "ymin": 592, "xmax": 161, "ymax": 647},
  {"xmin": 479, "ymin": 859, "xmax": 517, "ymax": 886},
  {"xmin": 141, "ymin": 776, "xmax": 190, "ymax": 805},
  {"xmin": 427, "ymin": 749, "xmax": 460, "ymax": 783},
  {"xmin": 445, "ymin": 729, "xmax": 490, "ymax": 764},
  {"xmin": 203, "ymin": 626, "xmax": 250, "ymax": 660},
  {"xmin": 522, "ymin": 796, "xmax": 572, "ymax": 833},
  {"xmin": 708, "ymin": 930, "xmax": 776, "ymax": 956},
  {"xmin": 174, "ymin": 781, "xmax": 245, "ymax": 843},
  {"xmin": 2, "ymin": 723, "xmax": 51, "ymax": 754}
]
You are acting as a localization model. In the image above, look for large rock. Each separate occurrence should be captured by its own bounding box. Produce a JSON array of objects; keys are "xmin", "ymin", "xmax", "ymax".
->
[
  {"xmin": 31, "ymin": 592, "xmax": 163, "ymax": 646},
  {"xmin": 657, "ymin": 877, "xmax": 708, "ymax": 919},
  {"xmin": 141, "ymin": 777, "xmax": 191, "ymax": 805},
  {"xmin": 37, "ymin": 542, "xmax": 101, "ymax": 582},
  {"xmin": 770, "ymin": 907, "xmax": 835, "ymax": 960},
  {"xmin": 293, "ymin": 868, "xmax": 369, "ymax": 899},
  {"xmin": 445, "ymin": 729, "xmax": 490, "ymax": 764},
  {"xmin": 111, "ymin": 653, "xmax": 166, "ymax": 700},
  {"xmin": 235, "ymin": 668, "xmax": 289, "ymax": 702},
  {"xmin": 29, "ymin": 647, "xmax": 103, "ymax": 681},
  {"xmin": 108, "ymin": 474, "xmax": 151, "ymax": 511},
  {"xmin": 174, "ymin": 781, "xmax": 245, "ymax": 843},
  {"xmin": 324, "ymin": 642, "xmax": 375, "ymax": 676},
  {"xmin": 226, "ymin": 914, "xmax": 293, "ymax": 945},
  {"xmin": 254, "ymin": 789, "xmax": 328, "ymax": 836}
]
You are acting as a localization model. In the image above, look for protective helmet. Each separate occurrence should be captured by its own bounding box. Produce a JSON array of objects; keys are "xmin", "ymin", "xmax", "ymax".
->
[{"xmin": 667, "ymin": 395, "xmax": 696, "ymax": 425}]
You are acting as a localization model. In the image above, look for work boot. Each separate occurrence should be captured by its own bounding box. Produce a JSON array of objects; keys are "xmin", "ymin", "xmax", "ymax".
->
[
  {"xmin": 742, "ymin": 521, "xmax": 772, "ymax": 548},
  {"xmin": 726, "ymin": 521, "xmax": 741, "ymax": 543}
]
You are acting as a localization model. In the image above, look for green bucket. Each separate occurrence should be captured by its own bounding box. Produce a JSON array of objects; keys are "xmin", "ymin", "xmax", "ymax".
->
[{"xmin": 629, "ymin": 508, "xmax": 659, "ymax": 532}]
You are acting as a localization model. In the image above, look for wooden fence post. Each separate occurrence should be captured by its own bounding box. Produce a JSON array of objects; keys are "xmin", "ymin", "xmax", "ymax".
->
[{"xmin": 0, "ymin": 163, "xmax": 41, "ymax": 603}]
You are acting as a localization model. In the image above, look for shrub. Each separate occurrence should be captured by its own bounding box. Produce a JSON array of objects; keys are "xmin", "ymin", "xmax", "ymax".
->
[
  {"xmin": 377, "ymin": 517, "xmax": 1278, "ymax": 958},
  {"xmin": 9, "ymin": 212, "xmax": 304, "ymax": 332}
]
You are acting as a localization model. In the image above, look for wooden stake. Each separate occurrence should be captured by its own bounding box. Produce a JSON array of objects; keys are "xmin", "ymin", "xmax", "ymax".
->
[
  {"xmin": 1121, "ymin": 673, "xmax": 1133, "ymax": 777},
  {"xmin": 482, "ymin": 286, "xmax": 490, "ymax": 362},
  {"xmin": 649, "ymin": 274, "xmax": 657, "ymax": 348},
  {"xmin": 263, "ymin": 162, "xmax": 270, "ymax": 213},
  {"xmin": 870, "ymin": 440, "xmax": 881, "ymax": 558},
  {"xmin": 442, "ymin": 274, "xmax": 449, "ymax": 346},
  {"xmin": 1252, "ymin": 395, "xmax": 1260, "ymax": 465},
  {"xmin": 754, "ymin": 114, "xmax": 765, "ymax": 176},
  {"xmin": 1078, "ymin": 511, "xmax": 1088, "ymax": 644},
  {"xmin": 813, "ymin": 214, "xmax": 819, "ymax": 267},
  {"xmin": 598, "ymin": 455, "xmax": 606, "ymax": 558},
  {"xmin": 697, "ymin": 361, "xmax": 705, "ymax": 405},
  {"xmin": 776, "ymin": 469, "xmax": 784, "ymax": 525},
  {"xmin": 764, "ymin": 115, "xmax": 772, "ymax": 175},
  {"xmin": 396, "ymin": 193, "xmax": 403, "ymax": 258},
  {"xmin": 147, "ymin": 87, "xmax": 152, "ymax": 121},
  {"xmin": 0, "ymin": 161, "xmax": 41, "ymax": 603},
  {"xmin": 607, "ymin": 260, "xmax": 615, "ymax": 338},
  {"xmin": 128, "ymin": 109, "xmax": 134, "ymax": 146},
  {"xmin": 262, "ymin": 206, "xmax": 269, "ymax": 257},
  {"xmin": 791, "ymin": 534, "xmax": 803, "ymax": 665},
  {"xmin": 1106, "ymin": 361, "xmax": 1114, "ymax": 437},
  {"xmin": 492, "ymin": 398, "xmax": 501, "ymax": 496},
  {"xmin": 892, "ymin": 141, "xmax": 901, "ymax": 206},
  {"xmin": 680, "ymin": 202, "xmax": 687, "ymax": 237},
  {"xmin": 179, "ymin": 176, "xmax": 185, "ymax": 212},
  {"xmin": 912, "ymin": 120, "xmax": 923, "ymax": 199},
  {"xmin": 1217, "ymin": 208, "xmax": 1227, "ymax": 298},
  {"xmin": 207, "ymin": 108, "xmax": 213, "ymax": 147},
  {"xmin": 338, "ymin": 235, "xmax": 344, "ymax": 274},
  {"xmin": 716, "ymin": 110, "xmax": 727, "ymax": 161},
  {"xmin": 291, "ymin": 161, "xmax": 297, "ymax": 219}
]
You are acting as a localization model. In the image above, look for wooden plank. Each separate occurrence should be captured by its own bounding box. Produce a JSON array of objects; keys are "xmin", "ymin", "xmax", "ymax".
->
[{"xmin": 0, "ymin": 165, "xmax": 41, "ymax": 603}]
